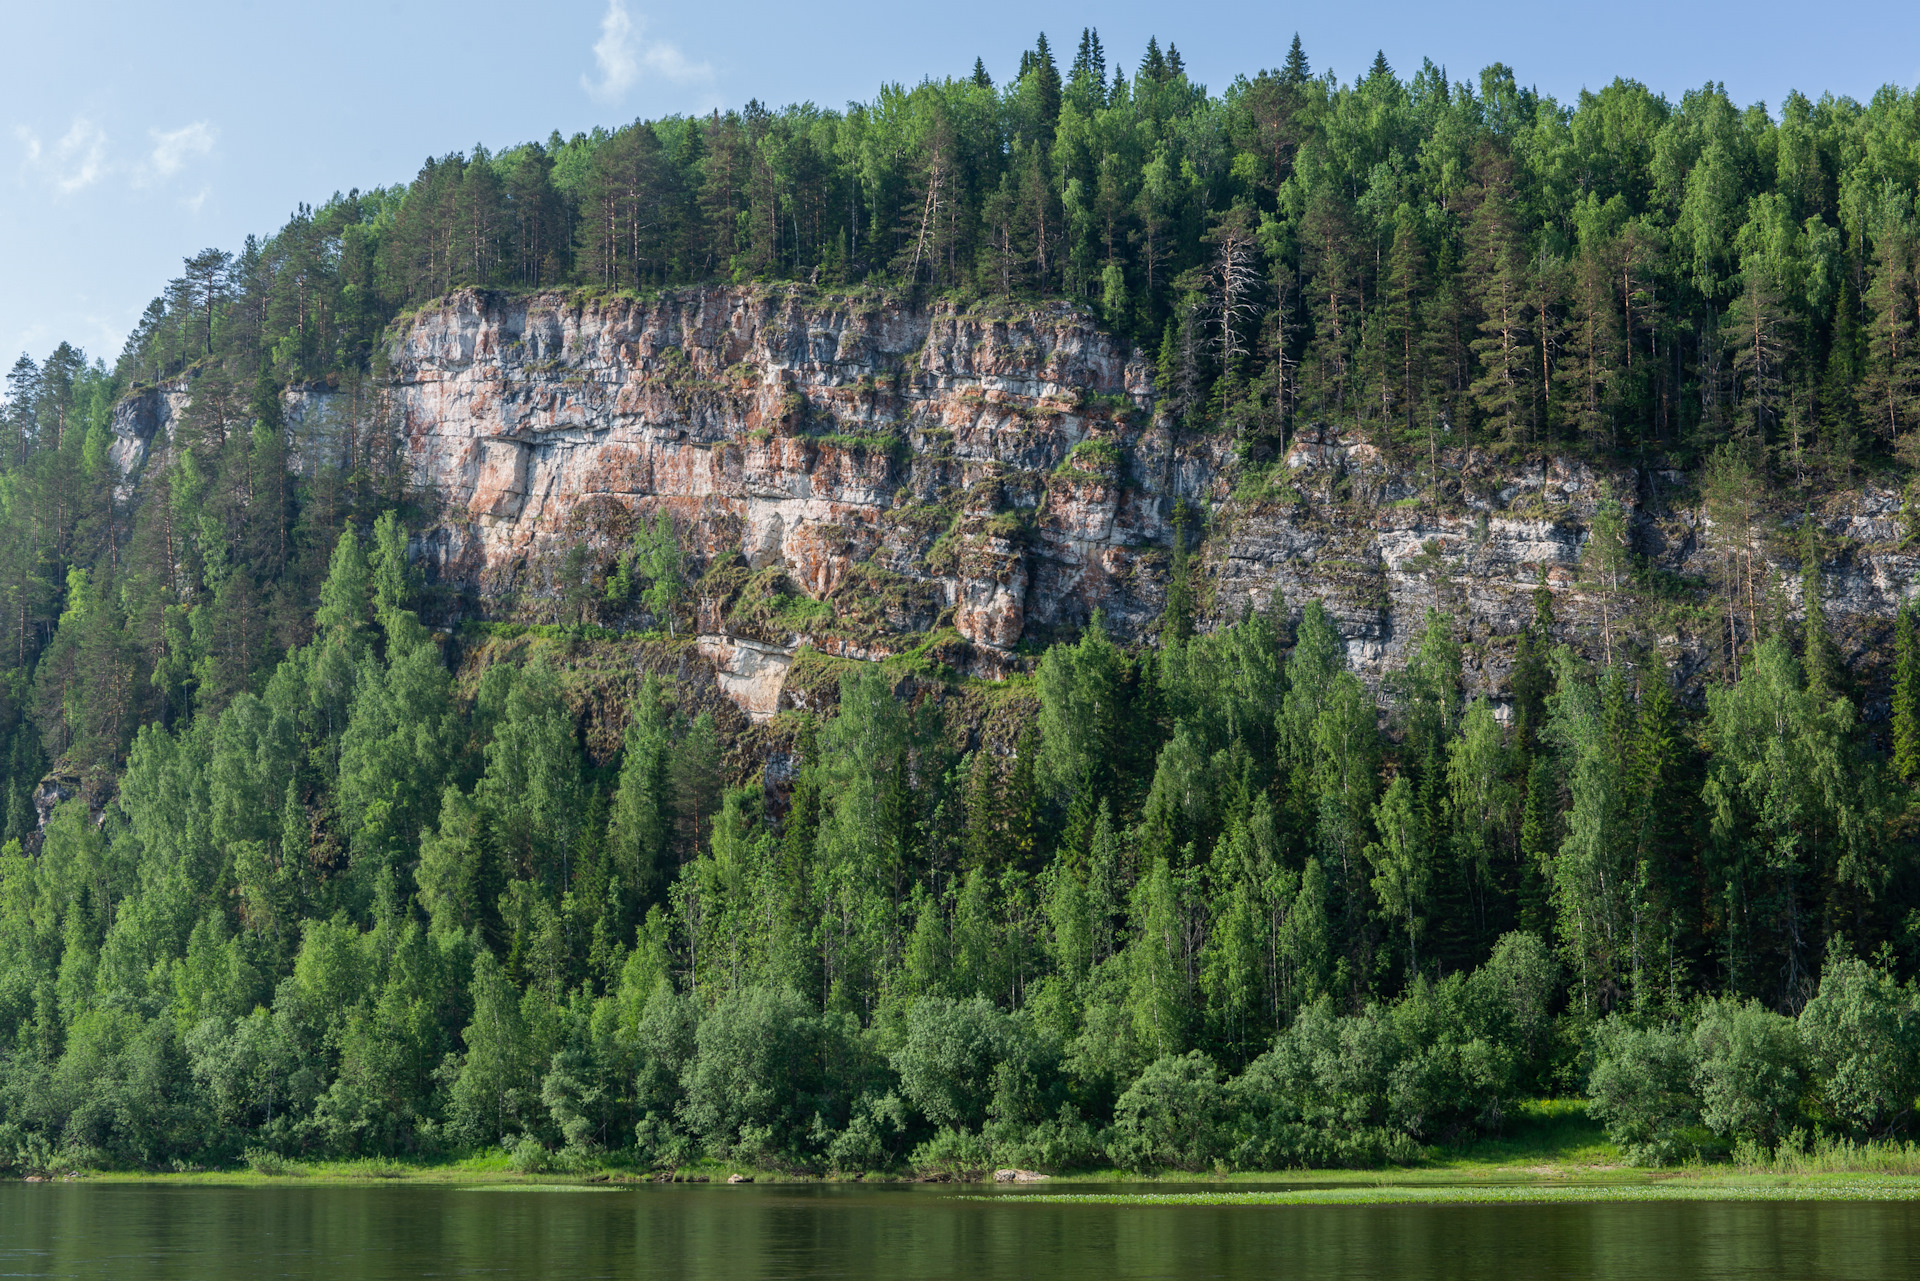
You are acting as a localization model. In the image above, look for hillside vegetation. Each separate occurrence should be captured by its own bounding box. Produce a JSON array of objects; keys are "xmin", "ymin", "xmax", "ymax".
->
[{"xmin": 2, "ymin": 32, "xmax": 1920, "ymax": 1176}]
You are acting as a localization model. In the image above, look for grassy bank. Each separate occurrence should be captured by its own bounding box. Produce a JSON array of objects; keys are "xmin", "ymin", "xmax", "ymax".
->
[
  {"xmin": 41, "ymin": 1102, "xmax": 1920, "ymax": 1201},
  {"xmin": 989, "ymin": 1178, "xmax": 1920, "ymax": 1205}
]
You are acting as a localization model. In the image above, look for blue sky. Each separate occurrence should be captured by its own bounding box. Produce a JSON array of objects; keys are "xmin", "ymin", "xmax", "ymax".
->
[{"xmin": 4, "ymin": 0, "xmax": 1917, "ymax": 369}]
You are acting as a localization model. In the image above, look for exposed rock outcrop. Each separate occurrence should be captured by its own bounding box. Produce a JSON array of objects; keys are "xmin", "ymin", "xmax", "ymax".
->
[
  {"xmin": 110, "ymin": 285, "xmax": 1919, "ymax": 722},
  {"xmin": 107, "ymin": 378, "xmax": 190, "ymax": 499},
  {"xmin": 384, "ymin": 287, "xmax": 1155, "ymax": 662}
]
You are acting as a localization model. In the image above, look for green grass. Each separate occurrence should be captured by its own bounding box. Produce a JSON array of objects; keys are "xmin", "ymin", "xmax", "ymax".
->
[
  {"xmin": 56, "ymin": 1103, "xmax": 1920, "ymax": 1199},
  {"xmin": 1053, "ymin": 439, "xmax": 1123, "ymax": 477},
  {"xmin": 981, "ymin": 1177, "xmax": 1920, "ymax": 1206},
  {"xmin": 768, "ymin": 593, "xmax": 834, "ymax": 631},
  {"xmin": 1429, "ymin": 1097, "xmax": 1620, "ymax": 1170}
]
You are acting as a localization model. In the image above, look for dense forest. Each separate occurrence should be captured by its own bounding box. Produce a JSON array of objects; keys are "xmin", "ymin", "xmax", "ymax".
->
[
  {"xmin": 109, "ymin": 29, "xmax": 1920, "ymax": 475},
  {"xmin": 1, "ymin": 33, "xmax": 1920, "ymax": 1175}
]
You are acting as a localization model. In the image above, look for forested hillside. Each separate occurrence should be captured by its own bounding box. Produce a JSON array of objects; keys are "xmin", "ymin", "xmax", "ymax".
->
[
  {"xmin": 2, "ymin": 32, "xmax": 1920, "ymax": 1175},
  {"xmin": 109, "ymin": 29, "xmax": 1920, "ymax": 470}
]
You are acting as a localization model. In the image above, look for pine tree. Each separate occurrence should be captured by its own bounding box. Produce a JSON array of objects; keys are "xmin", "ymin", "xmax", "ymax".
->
[
  {"xmin": 1725, "ymin": 272, "xmax": 1795, "ymax": 450},
  {"xmin": 1004, "ymin": 725, "xmax": 1043, "ymax": 872},
  {"xmin": 1628, "ymin": 662, "xmax": 1694, "ymax": 1001},
  {"xmin": 1087, "ymin": 798, "xmax": 1121, "ymax": 962},
  {"xmin": 961, "ymin": 745, "xmax": 1001, "ymax": 874},
  {"xmin": 1301, "ymin": 186, "xmax": 1363, "ymax": 415},
  {"xmin": 1821, "ymin": 275, "xmax": 1867, "ymax": 479},
  {"xmin": 182, "ymin": 247, "xmax": 233, "ymax": 356},
  {"xmin": 1068, "ymin": 28, "xmax": 1107, "ymax": 113},
  {"xmin": 1026, "ymin": 33, "xmax": 1062, "ymax": 143},
  {"xmin": 1137, "ymin": 37, "xmax": 1166, "ymax": 84},
  {"xmin": 1560, "ymin": 215, "xmax": 1624, "ymax": 449}
]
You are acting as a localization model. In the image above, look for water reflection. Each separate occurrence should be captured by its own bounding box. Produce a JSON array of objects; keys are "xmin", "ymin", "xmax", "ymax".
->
[{"xmin": 1, "ymin": 1182, "xmax": 1916, "ymax": 1280}]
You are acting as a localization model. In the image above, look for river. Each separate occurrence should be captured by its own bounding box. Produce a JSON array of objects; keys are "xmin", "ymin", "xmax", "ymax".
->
[{"xmin": 3, "ymin": 1181, "xmax": 1918, "ymax": 1279}]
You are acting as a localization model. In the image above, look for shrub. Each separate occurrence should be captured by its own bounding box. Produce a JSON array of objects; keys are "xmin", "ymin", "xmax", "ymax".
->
[
  {"xmin": 1586, "ymin": 1020, "xmax": 1699, "ymax": 1164},
  {"xmin": 1798, "ymin": 950, "xmax": 1920, "ymax": 1137},
  {"xmin": 508, "ymin": 1133, "xmax": 555, "ymax": 1173},
  {"xmin": 1467, "ymin": 931, "xmax": 1561, "ymax": 1091},
  {"xmin": 242, "ymin": 1146, "xmax": 295, "ymax": 1176},
  {"xmin": 1227, "ymin": 998, "xmax": 1397, "ymax": 1168},
  {"xmin": 1387, "ymin": 976, "xmax": 1518, "ymax": 1138},
  {"xmin": 679, "ymin": 986, "xmax": 863, "ymax": 1169},
  {"xmin": 990, "ymin": 1104, "xmax": 1102, "ymax": 1173},
  {"xmin": 908, "ymin": 1126, "xmax": 997, "ymax": 1178},
  {"xmin": 826, "ymin": 1093, "xmax": 909, "ymax": 1174},
  {"xmin": 890, "ymin": 997, "xmax": 1030, "ymax": 1132},
  {"xmin": 1108, "ymin": 1051, "xmax": 1227, "ymax": 1172},
  {"xmin": 1692, "ymin": 997, "xmax": 1804, "ymax": 1150}
]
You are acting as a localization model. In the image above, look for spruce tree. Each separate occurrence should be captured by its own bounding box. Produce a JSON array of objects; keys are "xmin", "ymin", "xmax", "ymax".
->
[
  {"xmin": 1467, "ymin": 156, "xmax": 1531, "ymax": 444},
  {"xmin": 1893, "ymin": 604, "xmax": 1920, "ymax": 785},
  {"xmin": 610, "ymin": 676, "xmax": 675, "ymax": 909},
  {"xmin": 1799, "ymin": 516, "xmax": 1839, "ymax": 701},
  {"xmin": 1281, "ymin": 34, "xmax": 1310, "ymax": 86},
  {"xmin": 1004, "ymin": 725, "xmax": 1042, "ymax": 872}
]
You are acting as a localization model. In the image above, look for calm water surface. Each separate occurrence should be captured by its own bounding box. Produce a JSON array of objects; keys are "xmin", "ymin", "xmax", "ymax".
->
[{"xmin": 2, "ymin": 1181, "xmax": 1918, "ymax": 1280}]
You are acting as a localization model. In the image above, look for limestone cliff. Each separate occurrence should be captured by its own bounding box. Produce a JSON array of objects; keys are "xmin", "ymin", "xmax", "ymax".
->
[{"xmin": 113, "ymin": 285, "xmax": 1920, "ymax": 722}]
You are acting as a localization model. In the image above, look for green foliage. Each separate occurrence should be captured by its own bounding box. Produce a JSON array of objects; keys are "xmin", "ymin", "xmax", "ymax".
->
[
  {"xmin": 679, "ymin": 986, "xmax": 861, "ymax": 1167},
  {"xmin": 1894, "ymin": 605, "xmax": 1919, "ymax": 786},
  {"xmin": 1798, "ymin": 947, "xmax": 1920, "ymax": 1136},
  {"xmin": 1692, "ymin": 997, "xmax": 1804, "ymax": 1150},
  {"xmin": 890, "ymin": 996, "xmax": 1033, "ymax": 1132},
  {"xmin": 1109, "ymin": 1051, "xmax": 1226, "ymax": 1171},
  {"xmin": 630, "ymin": 513, "xmax": 686, "ymax": 635},
  {"xmin": 1586, "ymin": 1020, "xmax": 1701, "ymax": 1164},
  {"xmin": 4, "ymin": 34, "xmax": 1920, "ymax": 1177},
  {"xmin": 1036, "ymin": 611, "xmax": 1127, "ymax": 804},
  {"xmin": 1581, "ymin": 950, "xmax": 1920, "ymax": 1167}
]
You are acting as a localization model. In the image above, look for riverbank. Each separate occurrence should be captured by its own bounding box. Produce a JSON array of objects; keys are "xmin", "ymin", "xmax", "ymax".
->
[
  {"xmin": 46, "ymin": 1166, "xmax": 1920, "ymax": 1204},
  {"xmin": 989, "ymin": 1177, "xmax": 1920, "ymax": 1205},
  {"xmin": 29, "ymin": 1101, "xmax": 1920, "ymax": 1201}
]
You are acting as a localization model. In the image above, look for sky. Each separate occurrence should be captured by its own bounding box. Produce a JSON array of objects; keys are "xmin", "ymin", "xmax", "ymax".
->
[{"xmin": 4, "ymin": 0, "xmax": 1918, "ymax": 370}]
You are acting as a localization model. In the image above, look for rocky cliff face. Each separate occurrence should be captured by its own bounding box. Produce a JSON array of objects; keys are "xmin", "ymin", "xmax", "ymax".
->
[{"xmin": 114, "ymin": 285, "xmax": 1920, "ymax": 720}]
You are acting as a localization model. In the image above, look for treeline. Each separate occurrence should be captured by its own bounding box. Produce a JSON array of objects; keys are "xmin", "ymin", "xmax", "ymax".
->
[
  {"xmin": 117, "ymin": 31, "xmax": 1920, "ymax": 479},
  {"xmin": 0, "ymin": 497, "xmax": 1915, "ymax": 1170},
  {"xmin": 0, "ymin": 343, "xmax": 400, "ymax": 809}
]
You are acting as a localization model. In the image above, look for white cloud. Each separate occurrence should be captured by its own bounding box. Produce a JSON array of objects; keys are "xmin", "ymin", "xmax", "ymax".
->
[
  {"xmin": 14, "ymin": 118, "xmax": 108, "ymax": 194},
  {"xmin": 13, "ymin": 116, "xmax": 215, "ymax": 196},
  {"xmin": 142, "ymin": 121, "xmax": 215, "ymax": 183},
  {"xmin": 581, "ymin": 0, "xmax": 711, "ymax": 104}
]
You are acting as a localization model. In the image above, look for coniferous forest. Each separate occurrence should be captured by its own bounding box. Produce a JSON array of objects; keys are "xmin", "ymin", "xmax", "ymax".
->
[{"xmin": 4, "ymin": 31, "xmax": 1920, "ymax": 1175}]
